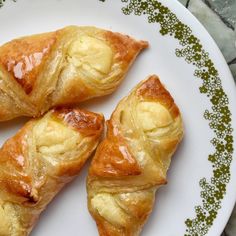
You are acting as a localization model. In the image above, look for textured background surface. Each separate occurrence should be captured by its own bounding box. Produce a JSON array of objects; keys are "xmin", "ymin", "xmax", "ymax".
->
[
  {"xmin": 179, "ymin": 0, "xmax": 236, "ymax": 82},
  {"xmin": 0, "ymin": 0, "xmax": 235, "ymax": 235},
  {"xmin": 178, "ymin": 1, "xmax": 236, "ymax": 235}
]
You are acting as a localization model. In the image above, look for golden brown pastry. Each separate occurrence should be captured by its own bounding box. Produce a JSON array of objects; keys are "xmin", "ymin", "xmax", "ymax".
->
[
  {"xmin": 0, "ymin": 107, "xmax": 104, "ymax": 236},
  {"xmin": 87, "ymin": 75, "xmax": 184, "ymax": 236},
  {"xmin": 0, "ymin": 26, "xmax": 148, "ymax": 121}
]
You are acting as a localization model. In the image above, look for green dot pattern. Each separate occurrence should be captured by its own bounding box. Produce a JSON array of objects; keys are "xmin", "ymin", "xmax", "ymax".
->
[
  {"xmin": 0, "ymin": 0, "xmax": 234, "ymax": 235},
  {"xmin": 0, "ymin": 0, "xmax": 16, "ymax": 8},
  {"xmin": 100, "ymin": 0, "xmax": 234, "ymax": 235}
]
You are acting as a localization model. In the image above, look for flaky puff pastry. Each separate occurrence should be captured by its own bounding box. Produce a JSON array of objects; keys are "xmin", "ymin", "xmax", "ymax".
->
[
  {"xmin": 0, "ymin": 26, "xmax": 148, "ymax": 121},
  {"xmin": 0, "ymin": 107, "xmax": 104, "ymax": 236},
  {"xmin": 87, "ymin": 75, "xmax": 184, "ymax": 236}
]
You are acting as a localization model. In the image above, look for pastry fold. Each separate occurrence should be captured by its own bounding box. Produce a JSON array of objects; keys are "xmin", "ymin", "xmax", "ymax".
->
[
  {"xmin": 0, "ymin": 26, "xmax": 148, "ymax": 121},
  {"xmin": 87, "ymin": 75, "xmax": 184, "ymax": 236},
  {"xmin": 0, "ymin": 107, "xmax": 104, "ymax": 236}
]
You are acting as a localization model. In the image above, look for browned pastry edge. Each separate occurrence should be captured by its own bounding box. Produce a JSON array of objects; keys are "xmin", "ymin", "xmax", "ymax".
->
[
  {"xmin": 0, "ymin": 26, "xmax": 148, "ymax": 122},
  {"xmin": 0, "ymin": 108, "xmax": 104, "ymax": 236},
  {"xmin": 87, "ymin": 75, "xmax": 184, "ymax": 236}
]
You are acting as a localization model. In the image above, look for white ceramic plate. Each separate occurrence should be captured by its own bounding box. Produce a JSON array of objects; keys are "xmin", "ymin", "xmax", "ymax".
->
[{"xmin": 0, "ymin": 0, "xmax": 236, "ymax": 235}]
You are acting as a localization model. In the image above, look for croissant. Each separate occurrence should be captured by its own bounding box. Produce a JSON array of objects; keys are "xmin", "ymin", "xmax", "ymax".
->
[
  {"xmin": 0, "ymin": 107, "xmax": 104, "ymax": 236},
  {"xmin": 87, "ymin": 75, "xmax": 184, "ymax": 235},
  {"xmin": 0, "ymin": 26, "xmax": 148, "ymax": 121}
]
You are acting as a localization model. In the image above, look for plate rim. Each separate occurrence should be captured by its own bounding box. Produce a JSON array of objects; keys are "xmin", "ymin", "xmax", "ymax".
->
[
  {"xmin": 0, "ymin": 0, "xmax": 236, "ymax": 235},
  {"xmin": 107, "ymin": 0, "xmax": 235, "ymax": 235}
]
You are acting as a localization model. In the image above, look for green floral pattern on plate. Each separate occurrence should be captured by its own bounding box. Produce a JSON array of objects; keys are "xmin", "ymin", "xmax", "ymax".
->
[
  {"xmin": 0, "ymin": 0, "xmax": 234, "ymax": 235},
  {"xmin": 0, "ymin": 0, "xmax": 6, "ymax": 7},
  {"xmin": 0, "ymin": 0, "xmax": 16, "ymax": 8},
  {"xmin": 100, "ymin": 0, "xmax": 234, "ymax": 235}
]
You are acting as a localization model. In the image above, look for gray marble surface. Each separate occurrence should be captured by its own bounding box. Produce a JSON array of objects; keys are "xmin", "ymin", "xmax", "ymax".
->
[
  {"xmin": 178, "ymin": 0, "xmax": 236, "ymax": 235},
  {"xmin": 179, "ymin": 0, "xmax": 236, "ymax": 80}
]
